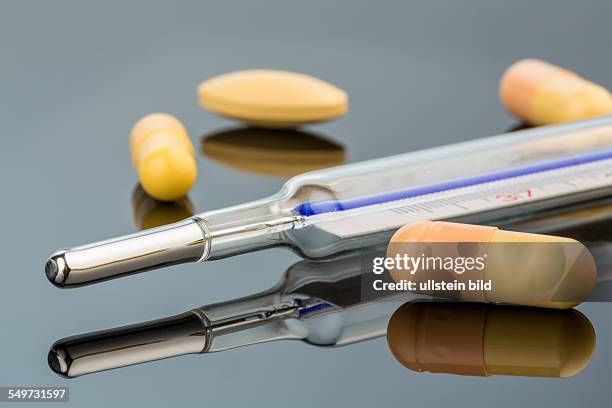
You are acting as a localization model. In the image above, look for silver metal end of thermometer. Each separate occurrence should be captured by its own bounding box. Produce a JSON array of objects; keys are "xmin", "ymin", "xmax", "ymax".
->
[
  {"xmin": 45, "ymin": 218, "xmax": 209, "ymax": 288},
  {"xmin": 45, "ymin": 204, "xmax": 302, "ymax": 288}
]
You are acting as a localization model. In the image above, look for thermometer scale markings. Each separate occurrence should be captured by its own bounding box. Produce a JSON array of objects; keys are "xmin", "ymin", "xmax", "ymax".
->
[
  {"xmin": 296, "ymin": 147, "xmax": 612, "ymax": 216},
  {"xmin": 314, "ymin": 156, "xmax": 612, "ymax": 238}
]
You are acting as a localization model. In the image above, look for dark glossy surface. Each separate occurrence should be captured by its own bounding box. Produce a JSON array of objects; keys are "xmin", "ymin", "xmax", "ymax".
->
[{"xmin": 1, "ymin": 1, "xmax": 611, "ymax": 407}]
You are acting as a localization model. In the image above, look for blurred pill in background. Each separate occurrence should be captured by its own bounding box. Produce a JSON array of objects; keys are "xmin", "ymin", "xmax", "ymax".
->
[
  {"xmin": 387, "ymin": 302, "xmax": 595, "ymax": 378},
  {"xmin": 131, "ymin": 185, "xmax": 194, "ymax": 230},
  {"xmin": 130, "ymin": 113, "xmax": 197, "ymax": 201},
  {"xmin": 201, "ymin": 127, "xmax": 346, "ymax": 177},
  {"xmin": 388, "ymin": 221, "xmax": 597, "ymax": 309},
  {"xmin": 197, "ymin": 70, "xmax": 348, "ymax": 128},
  {"xmin": 500, "ymin": 59, "xmax": 612, "ymax": 126}
]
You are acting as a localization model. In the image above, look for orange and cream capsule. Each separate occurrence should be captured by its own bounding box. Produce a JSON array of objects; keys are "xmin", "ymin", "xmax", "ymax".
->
[
  {"xmin": 387, "ymin": 221, "xmax": 597, "ymax": 309},
  {"xmin": 500, "ymin": 59, "xmax": 612, "ymax": 126}
]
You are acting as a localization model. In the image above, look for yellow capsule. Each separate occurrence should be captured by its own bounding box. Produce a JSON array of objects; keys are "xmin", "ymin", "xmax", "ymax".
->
[
  {"xmin": 387, "ymin": 221, "xmax": 597, "ymax": 308},
  {"xmin": 197, "ymin": 70, "xmax": 348, "ymax": 128},
  {"xmin": 201, "ymin": 127, "xmax": 346, "ymax": 177},
  {"xmin": 387, "ymin": 302, "xmax": 595, "ymax": 378},
  {"xmin": 500, "ymin": 59, "xmax": 612, "ymax": 125},
  {"xmin": 129, "ymin": 113, "xmax": 197, "ymax": 201}
]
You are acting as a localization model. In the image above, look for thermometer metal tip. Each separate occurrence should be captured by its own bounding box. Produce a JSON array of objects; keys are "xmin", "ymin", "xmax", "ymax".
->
[
  {"xmin": 44, "ymin": 219, "xmax": 209, "ymax": 288},
  {"xmin": 45, "ymin": 251, "xmax": 69, "ymax": 287}
]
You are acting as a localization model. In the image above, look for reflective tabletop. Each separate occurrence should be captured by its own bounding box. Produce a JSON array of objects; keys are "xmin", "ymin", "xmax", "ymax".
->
[{"xmin": 1, "ymin": 1, "xmax": 611, "ymax": 407}]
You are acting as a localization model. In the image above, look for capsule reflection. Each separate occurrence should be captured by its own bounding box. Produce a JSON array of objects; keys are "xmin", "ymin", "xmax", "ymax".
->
[
  {"xmin": 387, "ymin": 302, "xmax": 595, "ymax": 378},
  {"xmin": 132, "ymin": 185, "xmax": 195, "ymax": 230}
]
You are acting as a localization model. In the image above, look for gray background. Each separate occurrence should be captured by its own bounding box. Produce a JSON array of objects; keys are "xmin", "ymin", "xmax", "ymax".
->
[{"xmin": 1, "ymin": 0, "xmax": 611, "ymax": 406}]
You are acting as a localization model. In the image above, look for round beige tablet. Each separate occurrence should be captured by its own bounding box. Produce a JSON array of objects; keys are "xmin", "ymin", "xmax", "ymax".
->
[{"xmin": 197, "ymin": 70, "xmax": 348, "ymax": 127}]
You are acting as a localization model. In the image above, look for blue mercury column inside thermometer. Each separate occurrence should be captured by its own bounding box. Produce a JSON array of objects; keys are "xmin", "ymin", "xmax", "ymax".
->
[{"xmin": 296, "ymin": 148, "xmax": 612, "ymax": 217}]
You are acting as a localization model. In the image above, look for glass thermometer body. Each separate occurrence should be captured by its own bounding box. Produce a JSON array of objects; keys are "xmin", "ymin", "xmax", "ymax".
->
[{"xmin": 46, "ymin": 117, "xmax": 612, "ymax": 287}]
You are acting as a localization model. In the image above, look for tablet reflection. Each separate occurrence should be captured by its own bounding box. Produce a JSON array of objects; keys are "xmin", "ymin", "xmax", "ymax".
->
[{"xmin": 201, "ymin": 127, "xmax": 345, "ymax": 177}]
